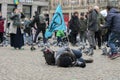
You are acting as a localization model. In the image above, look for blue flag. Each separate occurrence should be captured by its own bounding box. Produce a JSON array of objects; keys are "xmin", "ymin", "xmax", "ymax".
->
[{"xmin": 45, "ymin": 5, "xmax": 67, "ymax": 38}]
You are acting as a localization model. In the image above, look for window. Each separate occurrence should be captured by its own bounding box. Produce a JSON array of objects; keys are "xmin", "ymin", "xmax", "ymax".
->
[
  {"xmin": 37, "ymin": 6, "xmax": 41, "ymax": 14},
  {"xmin": 7, "ymin": 4, "xmax": 17, "ymax": 20},
  {"xmin": 75, "ymin": 0, "xmax": 80, "ymax": 5},
  {"xmin": 81, "ymin": 0, "xmax": 84, "ymax": 5},
  {"xmin": 23, "ymin": 5, "xmax": 32, "ymax": 18},
  {"xmin": 63, "ymin": 0, "xmax": 69, "ymax": 6},
  {"xmin": 98, "ymin": 0, "xmax": 106, "ymax": 3},
  {"xmin": 87, "ymin": 0, "xmax": 95, "ymax": 4},
  {"xmin": 71, "ymin": 0, "xmax": 79, "ymax": 6},
  {"xmin": 53, "ymin": 0, "xmax": 59, "ymax": 7}
]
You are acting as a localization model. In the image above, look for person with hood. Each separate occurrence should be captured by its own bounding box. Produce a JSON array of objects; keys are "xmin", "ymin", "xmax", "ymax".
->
[
  {"xmin": 104, "ymin": 6, "xmax": 120, "ymax": 59},
  {"xmin": 0, "ymin": 12, "xmax": 5, "ymax": 45},
  {"xmin": 69, "ymin": 12, "xmax": 80, "ymax": 46}
]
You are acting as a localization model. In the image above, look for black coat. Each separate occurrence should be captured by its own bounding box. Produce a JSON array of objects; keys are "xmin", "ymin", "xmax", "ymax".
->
[{"xmin": 69, "ymin": 16, "xmax": 80, "ymax": 33}]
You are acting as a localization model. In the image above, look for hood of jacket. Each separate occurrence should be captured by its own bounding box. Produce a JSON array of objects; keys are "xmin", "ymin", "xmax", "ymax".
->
[{"xmin": 109, "ymin": 8, "xmax": 120, "ymax": 14}]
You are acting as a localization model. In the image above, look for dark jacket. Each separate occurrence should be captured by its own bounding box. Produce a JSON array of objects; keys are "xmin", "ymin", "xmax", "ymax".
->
[
  {"xmin": 105, "ymin": 8, "xmax": 120, "ymax": 33},
  {"xmin": 69, "ymin": 16, "xmax": 80, "ymax": 33},
  {"xmin": 79, "ymin": 18, "xmax": 87, "ymax": 32},
  {"xmin": 32, "ymin": 14, "xmax": 46, "ymax": 29},
  {"xmin": 97, "ymin": 13, "xmax": 105, "ymax": 30},
  {"xmin": 55, "ymin": 47, "xmax": 82, "ymax": 66},
  {"xmin": 0, "ymin": 17, "xmax": 4, "ymax": 32},
  {"xmin": 88, "ymin": 9, "xmax": 98, "ymax": 31},
  {"xmin": 55, "ymin": 47, "xmax": 76, "ymax": 65}
]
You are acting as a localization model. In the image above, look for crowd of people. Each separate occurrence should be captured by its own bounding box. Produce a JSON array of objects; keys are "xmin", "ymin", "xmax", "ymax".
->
[
  {"xmin": 68, "ymin": 5, "xmax": 120, "ymax": 59},
  {"xmin": 0, "ymin": 5, "xmax": 120, "ymax": 63}
]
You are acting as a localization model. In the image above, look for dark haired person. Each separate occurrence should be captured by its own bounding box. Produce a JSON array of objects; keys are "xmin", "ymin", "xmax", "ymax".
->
[
  {"xmin": 69, "ymin": 12, "xmax": 80, "ymax": 46},
  {"xmin": 55, "ymin": 47, "xmax": 86, "ymax": 68},
  {"xmin": 104, "ymin": 6, "xmax": 120, "ymax": 59},
  {"xmin": 9, "ymin": 8, "xmax": 25, "ymax": 49},
  {"xmin": 32, "ymin": 11, "xmax": 46, "ymax": 44}
]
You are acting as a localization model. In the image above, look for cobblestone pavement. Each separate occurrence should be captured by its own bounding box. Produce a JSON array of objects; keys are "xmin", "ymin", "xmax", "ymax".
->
[{"xmin": 0, "ymin": 46, "xmax": 120, "ymax": 80}]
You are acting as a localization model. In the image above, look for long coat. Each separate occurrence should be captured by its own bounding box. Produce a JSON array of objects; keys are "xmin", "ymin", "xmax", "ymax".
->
[
  {"xmin": 0, "ymin": 18, "xmax": 4, "ymax": 33},
  {"xmin": 9, "ymin": 13, "xmax": 25, "ymax": 34}
]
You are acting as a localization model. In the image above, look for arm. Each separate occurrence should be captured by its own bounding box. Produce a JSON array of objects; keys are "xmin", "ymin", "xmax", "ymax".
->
[
  {"xmin": 105, "ymin": 13, "xmax": 114, "ymax": 28},
  {"xmin": 10, "ymin": 13, "xmax": 18, "ymax": 20},
  {"xmin": 88, "ymin": 10, "xmax": 97, "ymax": 27},
  {"xmin": 21, "ymin": 13, "xmax": 25, "ymax": 19}
]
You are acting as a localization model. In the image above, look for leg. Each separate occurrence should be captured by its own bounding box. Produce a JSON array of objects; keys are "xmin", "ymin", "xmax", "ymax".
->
[
  {"xmin": 108, "ymin": 32, "xmax": 120, "ymax": 59},
  {"xmin": 73, "ymin": 33, "xmax": 77, "ymax": 45},
  {"xmin": 95, "ymin": 30, "xmax": 102, "ymax": 48},
  {"xmin": 33, "ymin": 28, "xmax": 41, "ymax": 43},
  {"xmin": 57, "ymin": 37, "xmax": 62, "ymax": 45},
  {"xmin": 108, "ymin": 32, "xmax": 117, "ymax": 54},
  {"xmin": 0, "ymin": 32, "xmax": 3, "ymax": 43},
  {"xmin": 41, "ymin": 28, "xmax": 46, "ymax": 43},
  {"xmin": 87, "ymin": 30, "xmax": 96, "ymax": 48}
]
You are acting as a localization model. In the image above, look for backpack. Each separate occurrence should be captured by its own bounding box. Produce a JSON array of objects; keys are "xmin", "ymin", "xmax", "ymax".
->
[
  {"xmin": 42, "ymin": 48, "xmax": 55, "ymax": 65},
  {"xmin": 39, "ymin": 14, "xmax": 46, "ymax": 24}
]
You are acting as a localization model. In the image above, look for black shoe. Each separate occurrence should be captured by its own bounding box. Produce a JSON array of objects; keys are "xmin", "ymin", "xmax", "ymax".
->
[
  {"xmin": 94, "ymin": 46, "xmax": 96, "ymax": 50},
  {"xmin": 99, "ymin": 47, "xmax": 101, "ymax": 49}
]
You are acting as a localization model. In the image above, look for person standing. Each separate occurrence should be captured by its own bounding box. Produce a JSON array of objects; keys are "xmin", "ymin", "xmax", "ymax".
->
[
  {"xmin": 69, "ymin": 12, "xmax": 80, "ymax": 46},
  {"xmin": 79, "ymin": 12, "xmax": 87, "ymax": 44},
  {"xmin": 9, "ymin": 8, "xmax": 25, "ymax": 49},
  {"xmin": 0, "ymin": 12, "xmax": 5, "ymax": 45},
  {"xmin": 104, "ymin": 6, "xmax": 120, "ymax": 59},
  {"xmin": 87, "ymin": 6, "xmax": 99, "ymax": 50},
  {"xmin": 32, "ymin": 11, "xmax": 46, "ymax": 44},
  {"xmin": 94, "ymin": 6, "xmax": 105, "ymax": 49}
]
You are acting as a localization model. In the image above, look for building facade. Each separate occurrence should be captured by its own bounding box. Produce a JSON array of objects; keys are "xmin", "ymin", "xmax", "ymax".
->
[
  {"xmin": 0, "ymin": 0, "xmax": 49, "ymax": 20},
  {"xmin": 50, "ymin": 0, "xmax": 120, "ymax": 25}
]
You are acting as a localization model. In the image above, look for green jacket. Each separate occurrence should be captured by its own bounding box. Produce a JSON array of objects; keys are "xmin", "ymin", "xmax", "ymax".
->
[
  {"xmin": 97, "ymin": 13, "xmax": 105, "ymax": 30},
  {"xmin": 79, "ymin": 18, "xmax": 87, "ymax": 32},
  {"xmin": 56, "ymin": 30, "xmax": 65, "ymax": 37}
]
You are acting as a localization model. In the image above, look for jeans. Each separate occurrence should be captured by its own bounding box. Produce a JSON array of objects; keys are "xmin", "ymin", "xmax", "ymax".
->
[
  {"xmin": 57, "ymin": 37, "xmax": 62, "ymax": 44},
  {"xmin": 79, "ymin": 31, "xmax": 87, "ymax": 43},
  {"xmin": 87, "ymin": 30, "xmax": 96, "ymax": 47},
  {"xmin": 108, "ymin": 32, "xmax": 120, "ymax": 54},
  {"xmin": 72, "ymin": 49, "xmax": 82, "ymax": 58}
]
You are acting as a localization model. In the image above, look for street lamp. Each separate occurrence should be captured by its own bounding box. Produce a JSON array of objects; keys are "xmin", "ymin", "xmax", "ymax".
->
[{"xmin": 107, "ymin": 0, "xmax": 118, "ymax": 7}]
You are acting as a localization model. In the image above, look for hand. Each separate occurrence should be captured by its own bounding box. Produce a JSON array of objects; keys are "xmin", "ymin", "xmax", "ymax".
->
[{"xmin": 100, "ymin": 24, "xmax": 104, "ymax": 27}]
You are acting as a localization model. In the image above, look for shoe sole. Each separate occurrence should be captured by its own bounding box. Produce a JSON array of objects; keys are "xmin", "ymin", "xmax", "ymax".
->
[{"xmin": 110, "ymin": 54, "xmax": 120, "ymax": 60}]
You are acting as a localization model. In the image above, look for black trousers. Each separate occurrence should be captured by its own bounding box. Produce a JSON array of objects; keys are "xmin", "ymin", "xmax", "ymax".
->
[
  {"xmin": 34, "ymin": 24, "xmax": 46, "ymax": 43},
  {"xmin": 70, "ymin": 32, "xmax": 78, "ymax": 45},
  {"xmin": 95, "ymin": 30, "xmax": 102, "ymax": 48},
  {"xmin": 0, "ymin": 32, "xmax": 3, "ymax": 43}
]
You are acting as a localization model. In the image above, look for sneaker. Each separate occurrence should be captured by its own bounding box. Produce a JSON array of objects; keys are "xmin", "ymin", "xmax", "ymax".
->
[{"xmin": 110, "ymin": 53, "xmax": 120, "ymax": 60}]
